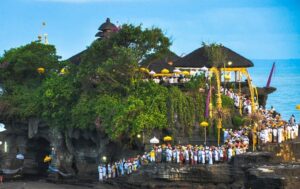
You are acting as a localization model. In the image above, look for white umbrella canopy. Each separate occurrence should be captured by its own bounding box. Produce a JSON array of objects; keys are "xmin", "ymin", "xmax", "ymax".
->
[
  {"xmin": 150, "ymin": 137, "xmax": 159, "ymax": 144},
  {"xmin": 0, "ymin": 123, "xmax": 6, "ymax": 132},
  {"xmin": 173, "ymin": 68, "xmax": 181, "ymax": 73},
  {"xmin": 200, "ymin": 66, "xmax": 208, "ymax": 71},
  {"xmin": 16, "ymin": 154, "xmax": 24, "ymax": 160},
  {"xmin": 149, "ymin": 70, "xmax": 156, "ymax": 75}
]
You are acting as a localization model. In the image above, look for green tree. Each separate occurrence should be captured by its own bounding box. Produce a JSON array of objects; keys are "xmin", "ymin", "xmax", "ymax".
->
[
  {"xmin": 76, "ymin": 24, "xmax": 171, "ymax": 96},
  {"xmin": 0, "ymin": 42, "xmax": 62, "ymax": 119},
  {"xmin": 202, "ymin": 42, "xmax": 227, "ymax": 68}
]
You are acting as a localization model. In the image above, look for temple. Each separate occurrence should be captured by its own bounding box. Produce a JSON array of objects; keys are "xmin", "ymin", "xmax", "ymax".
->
[{"xmin": 68, "ymin": 18, "xmax": 119, "ymax": 65}]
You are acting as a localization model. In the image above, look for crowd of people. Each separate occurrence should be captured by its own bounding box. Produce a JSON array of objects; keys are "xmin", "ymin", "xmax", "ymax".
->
[
  {"xmin": 222, "ymin": 84, "xmax": 299, "ymax": 145},
  {"xmin": 257, "ymin": 108, "xmax": 298, "ymax": 144},
  {"xmin": 221, "ymin": 86, "xmax": 256, "ymax": 115},
  {"xmin": 98, "ymin": 158, "xmax": 142, "ymax": 182},
  {"xmin": 146, "ymin": 142, "xmax": 247, "ymax": 166},
  {"xmin": 97, "ymin": 125, "xmax": 251, "ymax": 182},
  {"xmin": 97, "ymin": 143, "xmax": 246, "ymax": 182},
  {"xmin": 97, "ymin": 106, "xmax": 299, "ymax": 182},
  {"xmin": 97, "ymin": 84, "xmax": 299, "ymax": 182},
  {"xmin": 147, "ymin": 76, "xmax": 191, "ymax": 84}
]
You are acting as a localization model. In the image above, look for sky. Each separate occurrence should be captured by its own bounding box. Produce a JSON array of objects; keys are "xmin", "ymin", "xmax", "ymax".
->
[{"xmin": 0, "ymin": 0, "xmax": 299, "ymax": 60}]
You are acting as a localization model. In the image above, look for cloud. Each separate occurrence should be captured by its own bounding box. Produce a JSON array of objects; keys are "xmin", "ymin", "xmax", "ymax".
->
[{"xmin": 34, "ymin": 0, "xmax": 152, "ymax": 3}]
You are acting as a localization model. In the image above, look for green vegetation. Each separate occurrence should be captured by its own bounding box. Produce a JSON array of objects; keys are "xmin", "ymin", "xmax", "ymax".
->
[
  {"xmin": 0, "ymin": 25, "xmax": 239, "ymax": 142},
  {"xmin": 202, "ymin": 42, "xmax": 227, "ymax": 68}
]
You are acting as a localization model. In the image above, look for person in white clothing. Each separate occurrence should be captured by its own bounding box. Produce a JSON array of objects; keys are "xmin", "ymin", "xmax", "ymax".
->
[
  {"xmin": 102, "ymin": 165, "xmax": 107, "ymax": 180},
  {"xmin": 278, "ymin": 127, "xmax": 283, "ymax": 143},
  {"xmin": 208, "ymin": 149, "xmax": 213, "ymax": 165},
  {"xmin": 98, "ymin": 165, "xmax": 103, "ymax": 182},
  {"xmin": 228, "ymin": 147, "xmax": 233, "ymax": 161},
  {"xmin": 214, "ymin": 148, "xmax": 219, "ymax": 163},
  {"xmin": 219, "ymin": 147, "xmax": 224, "ymax": 162},
  {"xmin": 201, "ymin": 149, "xmax": 205, "ymax": 164},
  {"xmin": 287, "ymin": 125, "xmax": 292, "ymax": 140}
]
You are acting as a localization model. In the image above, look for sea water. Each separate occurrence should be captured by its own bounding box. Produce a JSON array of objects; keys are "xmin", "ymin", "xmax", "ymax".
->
[{"xmin": 249, "ymin": 59, "xmax": 300, "ymax": 121}]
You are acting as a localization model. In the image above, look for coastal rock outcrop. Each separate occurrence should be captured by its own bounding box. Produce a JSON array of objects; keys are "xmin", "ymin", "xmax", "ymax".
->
[
  {"xmin": 104, "ymin": 149, "xmax": 300, "ymax": 189},
  {"xmin": 0, "ymin": 120, "xmax": 136, "ymax": 176}
]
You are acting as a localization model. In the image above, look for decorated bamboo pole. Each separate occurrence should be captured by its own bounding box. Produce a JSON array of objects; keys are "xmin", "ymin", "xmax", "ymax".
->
[
  {"xmin": 209, "ymin": 67, "xmax": 222, "ymax": 146},
  {"xmin": 200, "ymin": 121, "xmax": 209, "ymax": 145},
  {"xmin": 241, "ymin": 69, "xmax": 256, "ymax": 113}
]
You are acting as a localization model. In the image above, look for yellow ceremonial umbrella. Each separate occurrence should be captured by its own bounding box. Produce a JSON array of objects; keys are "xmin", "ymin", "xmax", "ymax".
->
[
  {"xmin": 163, "ymin": 136, "xmax": 172, "ymax": 142},
  {"xmin": 37, "ymin": 67, "xmax": 45, "ymax": 74},
  {"xmin": 60, "ymin": 68, "xmax": 68, "ymax": 75},
  {"xmin": 161, "ymin": 69, "xmax": 170, "ymax": 74},
  {"xmin": 43, "ymin": 155, "xmax": 52, "ymax": 163},
  {"xmin": 182, "ymin": 71, "xmax": 190, "ymax": 75},
  {"xmin": 224, "ymin": 74, "xmax": 231, "ymax": 81},
  {"xmin": 200, "ymin": 121, "xmax": 209, "ymax": 127},
  {"xmin": 140, "ymin": 67, "xmax": 150, "ymax": 73},
  {"xmin": 296, "ymin": 104, "xmax": 300, "ymax": 110}
]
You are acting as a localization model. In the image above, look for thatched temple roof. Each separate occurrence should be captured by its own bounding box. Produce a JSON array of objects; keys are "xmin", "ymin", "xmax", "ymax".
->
[
  {"xmin": 173, "ymin": 46, "xmax": 253, "ymax": 68},
  {"xmin": 140, "ymin": 51, "xmax": 180, "ymax": 73}
]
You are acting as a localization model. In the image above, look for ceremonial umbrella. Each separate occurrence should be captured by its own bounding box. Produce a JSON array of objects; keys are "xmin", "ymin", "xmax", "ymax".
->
[
  {"xmin": 200, "ymin": 66, "xmax": 208, "ymax": 71},
  {"xmin": 163, "ymin": 136, "xmax": 172, "ymax": 142},
  {"xmin": 150, "ymin": 137, "xmax": 159, "ymax": 144},
  {"xmin": 182, "ymin": 71, "xmax": 190, "ymax": 75},
  {"xmin": 37, "ymin": 67, "xmax": 45, "ymax": 74},
  {"xmin": 161, "ymin": 69, "xmax": 170, "ymax": 74},
  {"xmin": 16, "ymin": 154, "xmax": 24, "ymax": 160},
  {"xmin": 173, "ymin": 68, "xmax": 181, "ymax": 73},
  {"xmin": 140, "ymin": 67, "xmax": 149, "ymax": 73},
  {"xmin": 43, "ymin": 155, "xmax": 52, "ymax": 163},
  {"xmin": 224, "ymin": 74, "xmax": 231, "ymax": 81},
  {"xmin": 149, "ymin": 70, "xmax": 156, "ymax": 75},
  {"xmin": 296, "ymin": 104, "xmax": 300, "ymax": 110},
  {"xmin": 200, "ymin": 121, "xmax": 209, "ymax": 127},
  {"xmin": 60, "ymin": 68, "xmax": 68, "ymax": 75},
  {"xmin": 0, "ymin": 123, "xmax": 6, "ymax": 132}
]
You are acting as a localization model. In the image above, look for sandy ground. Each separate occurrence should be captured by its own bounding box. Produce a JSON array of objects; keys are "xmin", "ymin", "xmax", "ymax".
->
[{"xmin": 0, "ymin": 180, "xmax": 117, "ymax": 189}]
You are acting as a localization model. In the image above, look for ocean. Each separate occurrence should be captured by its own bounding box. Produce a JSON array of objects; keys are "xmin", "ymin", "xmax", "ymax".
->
[{"xmin": 249, "ymin": 59, "xmax": 300, "ymax": 121}]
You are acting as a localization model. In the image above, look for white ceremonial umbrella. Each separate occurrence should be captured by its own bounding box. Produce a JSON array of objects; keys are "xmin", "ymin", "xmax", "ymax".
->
[
  {"xmin": 16, "ymin": 154, "xmax": 24, "ymax": 160},
  {"xmin": 0, "ymin": 123, "xmax": 6, "ymax": 132},
  {"xmin": 173, "ymin": 68, "xmax": 181, "ymax": 73},
  {"xmin": 150, "ymin": 137, "xmax": 159, "ymax": 144},
  {"xmin": 200, "ymin": 66, "xmax": 208, "ymax": 71},
  {"xmin": 149, "ymin": 70, "xmax": 156, "ymax": 75}
]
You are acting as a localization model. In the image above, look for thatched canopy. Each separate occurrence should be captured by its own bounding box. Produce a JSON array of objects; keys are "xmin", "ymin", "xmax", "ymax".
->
[
  {"xmin": 173, "ymin": 46, "xmax": 253, "ymax": 68},
  {"xmin": 140, "ymin": 51, "xmax": 180, "ymax": 73}
]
